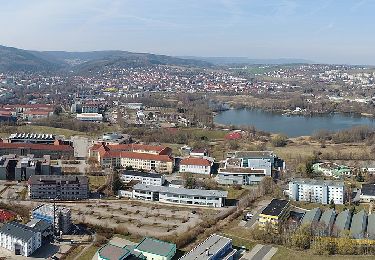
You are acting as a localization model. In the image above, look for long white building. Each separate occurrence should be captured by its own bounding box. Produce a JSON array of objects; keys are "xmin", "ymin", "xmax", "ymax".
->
[
  {"xmin": 120, "ymin": 170, "xmax": 165, "ymax": 186},
  {"xmin": 288, "ymin": 178, "xmax": 344, "ymax": 205},
  {"xmin": 0, "ymin": 221, "xmax": 42, "ymax": 257},
  {"xmin": 128, "ymin": 183, "xmax": 227, "ymax": 208}
]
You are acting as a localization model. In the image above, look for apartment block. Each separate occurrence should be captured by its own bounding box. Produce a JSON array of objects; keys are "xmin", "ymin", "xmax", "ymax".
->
[
  {"xmin": 120, "ymin": 170, "xmax": 165, "ymax": 186},
  {"xmin": 288, "ymin": 178, "xmax": 344, "ymax": 205},
  {"xmin": 28, "ymin": 175, "xmax": 89, "ymax": 200}
]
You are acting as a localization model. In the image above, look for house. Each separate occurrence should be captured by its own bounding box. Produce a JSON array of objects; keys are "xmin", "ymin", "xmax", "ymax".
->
[
  {"xmin": 28, "ymin": 175, "xmax": 89, "ymax": 200},
  {"xmin": 313, "ymin": 162, "xmax": 351, "ymax": 178},
  {"xmin": 120, "ymin": 171, "xmax": 165, "ymax": 186},
  {"xmin": 258, "ymin": 199, "xmax": 290, "ymax": 230},
  {"xmin": 180, "ymin": 234, "xmax": 237, "ymax": 260},
  {"xmin": 217, "ymin": 151, "xmax": 284, "ymax": 185},
  {"xmin": 288, "ymin": 178, "xmax": 345, "ymax": 205},
  {"xmin": 179, "ymin": 157, "xmax": 213, "ymax": 175},
  {"xmin": 129, "ymin": 183, "xmax": 227, "ymax": 208},
  {"xmin": 134, "ymin": 237, "xmax": 176, "ymax": 260},
  {"xmin": 0, "ymin": 221, "xmax": 42, "ymax": 256},
  {"xmin": 350, "ymin": 210, "xmax": 367, "ymax": 239},
  {"xmin": 360, "ymin": 184, "xmax": 375, "ymax": 202}
]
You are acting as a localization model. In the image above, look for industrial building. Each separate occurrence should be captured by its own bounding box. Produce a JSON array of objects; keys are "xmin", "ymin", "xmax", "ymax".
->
[
  {"xmin": 0, "ymin": 154, "xmax": 61, "ymax": 181},
  {"xmin": 120, "ymin": 170, "xmax": 165, "ymax": 186},
  {"xmin": 288, "ymin": 178, "xmax": 344, "ymax": 205},
  {"xmin": 332, "ymin": 210, "xmax": 351, "ymax": 237},
  {"xmin": 28, "ymin": 175, "xmax": 89, "ymax": 200},
  {"xmin": 0, "ymin": 142, "xmax": 74, "ymax": 159},
  {"xmin": 8, "ymin": 133, "xmax": 58, "ymax": 144},
  {"xmin": 301, "ymin": 208, "xmax": 322, "ymax": 226},
  {"xmin": 128, "ymin": 183, "xmax": 227, "ymax": 208},
  {"xmin": 317, "ymin": 209, "xmax": 336, "ymax": 236},
  {"xmin": 217, "ymin": 151, "xmax": 284, "ymax": 185},
  {"xmin": 180, "ymin": 234, "xmax": 237, "ymax": 260},
  {"xmin": 32, "ymin": 204, "xmax": 72, "ymax": 234},
  {"xmin": 0, "ymin": 221, "xmax": 42, "ymax": 257}
]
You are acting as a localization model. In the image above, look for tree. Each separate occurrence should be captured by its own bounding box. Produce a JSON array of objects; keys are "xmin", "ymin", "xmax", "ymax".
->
[
  {"xmin": 112, "ymin": 170, "xmax": 123, "ymax": 195},
  {"xmin": 290, "ymin": 224, "xmax": 313, "ymax": 249},
  {"xmin": 356, "ymin": 172, "xmax": 364, "ymax": 182},
  {"xmin": 271, "ymin": 134, "xmax": 288, "ymax": 147},
  {"xmin": 53, "ymin": 106, "xmax": 63, "ymax": 116},
  {"xmin": 183, "ymin": 173, "xmax": 196, "ymax": 189},
  {"xmin": 329, "ymin": 199, "xmax": 336, "ymax": 210}
]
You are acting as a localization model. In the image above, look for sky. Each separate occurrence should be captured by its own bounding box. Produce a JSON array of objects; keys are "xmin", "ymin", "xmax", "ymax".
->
[{"xmin": 0, "ymin": 0, "xmax": 374, "ymax": 65}]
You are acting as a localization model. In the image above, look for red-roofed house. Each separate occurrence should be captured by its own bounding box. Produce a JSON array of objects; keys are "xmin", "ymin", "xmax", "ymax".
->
[
  {"xmin": 180, "ymin": 157, "xmax": 213, "ymax": 175},
  {"xmin": 0, "ymin": 209, "xmax": 16, "ymax": 223}
]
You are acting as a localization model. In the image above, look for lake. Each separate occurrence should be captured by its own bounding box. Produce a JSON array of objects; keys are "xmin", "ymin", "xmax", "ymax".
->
[{"xmin": 214, "ymin": 109, "xmax": 375, "ymax": 137}]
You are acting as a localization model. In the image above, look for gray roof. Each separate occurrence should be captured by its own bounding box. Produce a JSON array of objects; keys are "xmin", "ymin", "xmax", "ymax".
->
[
  {"xmin": 319, "ymin": 209, "xmax": 336, "ymax": 228},
  {"xmin": 180, "ymin": 234, "xmax": 234, "ymax": 260},
  {"xmin": 98, "ymin": 244, "xmax": 130, "ymax": 260},
  {"xmin": 301, "ymin": 208, "xmax": 321, "ymax": 225},
  {"xmin": 350, "ymin": 210, "xmax": 367, "ymax": 239},
  {"xmin": 333, "ymin": 210, "xmax": 351, "ymax": 234},
  {"xmin": 121, "ymin": 170, "xmax": 162, "ymax": 179},
  {"xmin": 291, "ymin": 178, "xmax": 344, "ymax": 187},
  {"xmin": 133, "ymin": 183, "xmax": 228, "ymax": 198},
  {"xmin": 367, "ymin": 214, "xmax": 375, "ymax": 239},
  {"xmin": 0, "ymin": 221, "xmax": 39, "ymax": 242},
  {"xmin": 135, "ymin": 237, "xmax": 175, "ymax": 257},
  {"xmin": 29, "ymin": 175, "xmax": 88, "ymax": 185},
  {"xmin": 26, "ymin": 219, "xmax": 52, "ymax": 232},
  {"xmin": 361, "ymin": 184, "xmax": 375, "ymax": 196}
]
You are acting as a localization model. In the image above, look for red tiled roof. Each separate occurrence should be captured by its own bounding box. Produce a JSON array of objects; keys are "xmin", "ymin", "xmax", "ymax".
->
[
  {"xmin": 0, "ymin": 143, "xmax": 73, "ymax": 151},
  {"xmin": 180, "ymin": 157, "xmax": 212, "ymax": 166},
  {"xmin": 0, "ymin": 209, "xmax": 16, "ymax": 222},
  {"xmin": 102, "ymin": 150, "xmax": 122, "ymax": 158},
  {"xmin": 90, "ymin": 143, "xmax": 171, "ymax": 155},
  {"xmin": 120, "ymin": 151, "xmax": 173, "ymax": 162},
  {"xmin": 23, "ymin": 110, "xmax": 51, "ymax": 115}
]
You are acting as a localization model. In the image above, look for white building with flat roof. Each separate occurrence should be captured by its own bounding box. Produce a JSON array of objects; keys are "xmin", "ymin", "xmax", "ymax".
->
[
  {"xmin": 120, "ymin": 170, "xmax": 165, "ymax": 186},
  {"xmin": 130, "ymin": 183, "xmax": 227, "ymax": 208},
  {"xmin": 288, "ymin": 178, "xmax": 344, "ymax": 205},
  {"xmin": 76, "ymin": 113, "xmax": 103, "ymax": 122}
]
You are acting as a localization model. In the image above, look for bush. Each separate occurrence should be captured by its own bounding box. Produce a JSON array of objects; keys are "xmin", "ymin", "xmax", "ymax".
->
[{"xmin": 271, "ymin": 134, "xmax": 288, "ymax": 147}]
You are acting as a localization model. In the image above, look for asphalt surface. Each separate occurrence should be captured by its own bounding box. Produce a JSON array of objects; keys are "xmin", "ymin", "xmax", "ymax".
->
[{"xmin": 251, "ymin": 245, "xmax": 273, "ymax": 260}]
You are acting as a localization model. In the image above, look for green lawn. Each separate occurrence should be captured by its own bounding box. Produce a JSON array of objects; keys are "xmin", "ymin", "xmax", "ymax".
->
[{"xmin": 78, "ymin": 245, "xmax": 100, "ymax": 260}]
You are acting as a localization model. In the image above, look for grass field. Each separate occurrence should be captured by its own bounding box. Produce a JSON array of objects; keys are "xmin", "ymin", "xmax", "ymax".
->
[
  {"xmin": 78, "ymin": 245, "xmax": 99, "ymax": 260},
  {"xmin": 88, "ymin": 175, "xmax": 107, "ymax": 190},
  {"xmin": 63, "ymin": 245, "xmax": 85, "ymax": 260}
]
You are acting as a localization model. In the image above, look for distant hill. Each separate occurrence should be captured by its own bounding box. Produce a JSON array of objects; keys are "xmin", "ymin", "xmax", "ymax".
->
[
  {"xmin": 179, "ymin": 56, "xmax": 313, "ymax": 65},
  {"xmin": 0, "ymin": 45, "xmax": 62, "ymax": 72},
  {"xmin": 0, "ymin": 45, "xmax": 212, "ymax": 72}
]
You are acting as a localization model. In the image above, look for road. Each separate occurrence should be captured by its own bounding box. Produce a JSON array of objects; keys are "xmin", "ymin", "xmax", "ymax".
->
[
  {"xmin": 245, "ymin": 199, "xmax": 271, "ymax": 228},
  {"xmin": 241, "ymin": 244, "xmax": 278, "ymax": 260}
]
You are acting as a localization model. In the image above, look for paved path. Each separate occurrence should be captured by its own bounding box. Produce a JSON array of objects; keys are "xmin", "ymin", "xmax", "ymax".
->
[
  {"xmin": 245, "ymin": 199, "xmax": 271, "ymax": 228},
  {"xmin": 241, "ymin": 244, "xmax": 278, "ymax": 260}
]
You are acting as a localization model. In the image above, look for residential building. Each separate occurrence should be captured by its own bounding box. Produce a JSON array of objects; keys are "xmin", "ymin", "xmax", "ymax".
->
[
  {"xmin": 317, "ymin": 209, "xmax": 336, "ymax": 236},
  {"xmin": 120, "ymin": 170, "xmax": 165, "ymax": 186},
  {"xmin": 301, "ymin": 208, "xmax": 321, "ymax": 227},
  {"xmin": 28, "ymin": 175, "xmax": 89, "ymax": 200},
  {"xmin": 190, "ymin": 148, "xmax": 209, "ymax": 157},
  {"xmin": 288, "ymin": 178, "xmax": 344, "ymax": 205},
  {"xmin": 180, "ymin": 234, "xmax": 237, "ymax": 260},
  {"xmin": 0, "ymin": 142, "xmax": 74, "ymax": 159},
  {"xmin": 258, "ymin": 199, "xmax": 290, "ymax": 229},
  {"xmin": 350, "ymin": 210, "xmax": 367, "ymax": 239},
  {"xmin": 0, "ymin": 154, "xmax": 61, "ymax": 181},
  {"xmin": 332, "ymin": 210, "xmax": 351, "ymax": 237},
  {"xmin": 313, "ymin": 162, "xmax": 351, "ymax": 178},
  {"xmin": 32, "ymin": 204, "xmax": 72, "ymax": 234},
  {"xmin": 129, "ymin": 183, "xmax": 227, "ymax": 208},
  {"xmin": 0, "ymin": 221, "xmax": 42, "ymax": 256},
  {"xmin": 360, "ymin": 184, "xmax": 375, "ymax": 202},
  {"xmin": 134, "ymin": 237, "xmax": 176, "ymax": 260},
  {"xmin": 217, "ymin": 151, "xmax": 284, "ymax": 185},
  {"xmin": 76, "ymin": 113, "xmax": 103, "ymax": 122},
  {"xmin": 179, "ymin": 157, "xmax": 213, "ymax": 175},
  {"xmin": 89, "ymin": 143, "xmax": 173, "ymax": 173}
]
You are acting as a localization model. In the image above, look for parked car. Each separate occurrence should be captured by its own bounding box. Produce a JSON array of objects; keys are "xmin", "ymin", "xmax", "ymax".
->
[{"xmin": 243, "ymin": 212, "xmax": 253, "ymax": 221}]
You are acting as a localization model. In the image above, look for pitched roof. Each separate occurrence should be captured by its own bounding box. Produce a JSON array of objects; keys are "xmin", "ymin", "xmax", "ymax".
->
[
  {"xmin": 98, "ymin": 244, "xmax": 130, "ymax": 260},
  {"xmin": 180, "ymin": 157, "xmax": 211, "ymax": 166},
  {"xmin": 0, "ymin": 221, "xmax": 39, "ymax": 241},
  {"xmin": 361, "ymin": 184, "xmax": 375, "ymax": 196},
  {"xmin": 350, "ymin": 210, "xmax": 367, "ymax": 238},
  {"xmin": 301, "ymin": 208, "xmax": 321, "ymax": 225},
  {"xmin": 334, "ymin": 210, "xmax": 351, "ymax": 233}
]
